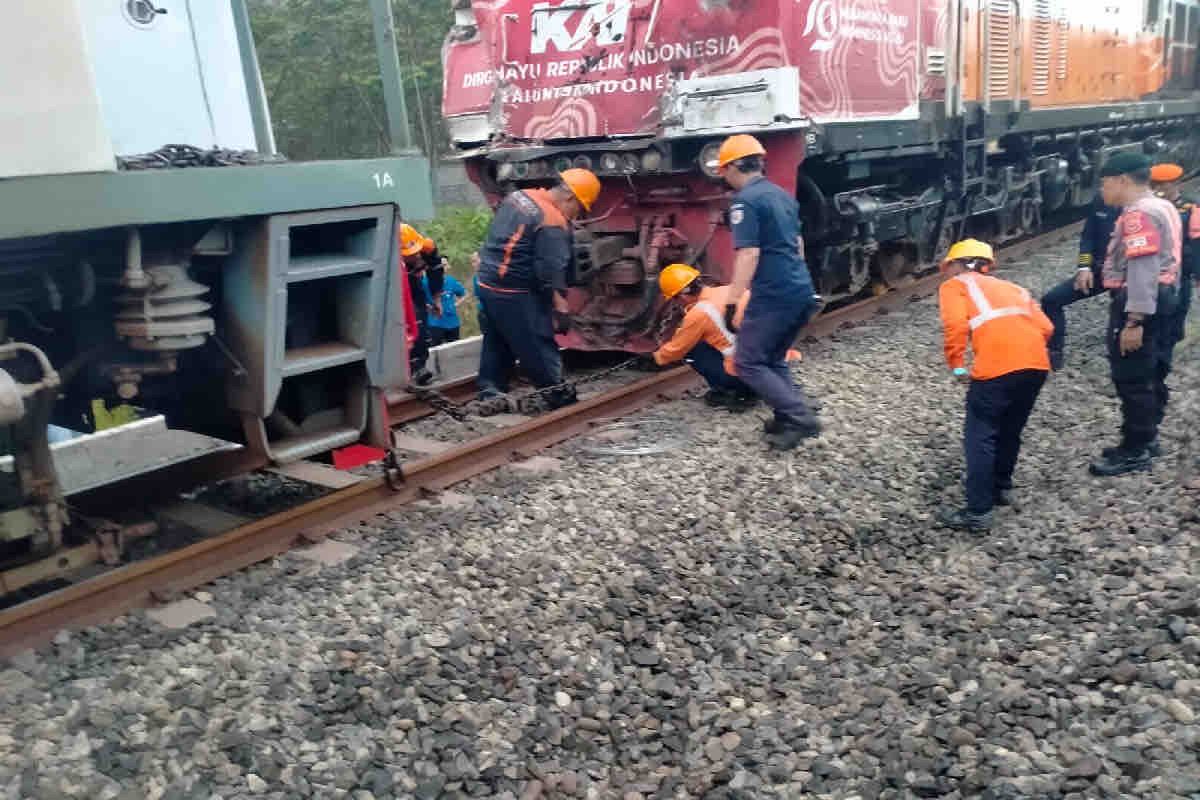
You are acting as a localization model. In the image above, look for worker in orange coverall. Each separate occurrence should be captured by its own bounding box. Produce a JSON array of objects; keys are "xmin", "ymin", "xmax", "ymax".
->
[
  {"xmin": 937, "ymin": 238, "xmax": 1053, "ymax": 533},
  {"xmin": 650, "ymin": 263, "xmax": 800, "ymax": 412}
]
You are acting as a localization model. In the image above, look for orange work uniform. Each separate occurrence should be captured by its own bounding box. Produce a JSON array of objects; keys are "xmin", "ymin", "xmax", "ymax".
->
[
  {"xmin": 939, "ymin": 269, "xmax": 1053, "ymax": 516},
  {"xmin": 939, "ymin": 272, "xmax": 1054, "ymax": 379},
  {"xmin": 653, "ymin": 286, "xmax": 747, "ymax": 372}
]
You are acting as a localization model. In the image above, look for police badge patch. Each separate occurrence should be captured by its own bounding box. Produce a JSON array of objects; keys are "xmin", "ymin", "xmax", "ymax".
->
[{"xmin": 730, "ymin": 205, "xmax": 744, "ymax": 225}]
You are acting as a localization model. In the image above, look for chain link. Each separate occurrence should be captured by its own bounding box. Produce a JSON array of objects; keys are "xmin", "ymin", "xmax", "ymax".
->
[
  {"xmin": 117, "ymin": 144, "xmax": 286, "ymax": 171},
  {"xmin": 406, "ymin": 357, "xmax": 645, "ymax": 420}
]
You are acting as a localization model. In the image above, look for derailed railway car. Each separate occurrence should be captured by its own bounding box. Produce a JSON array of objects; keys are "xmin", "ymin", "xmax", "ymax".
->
[
  {"xmin": 0, "ymin": 1, "xmax": 430, "ymax": 566},
  {"xmin": 442, "ymin": 0, "xmax": 1200, "ymax": 351}
]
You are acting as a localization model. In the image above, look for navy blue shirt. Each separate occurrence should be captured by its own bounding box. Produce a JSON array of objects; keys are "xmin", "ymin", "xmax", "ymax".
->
[
  {"xmin": 730, "ymin": 176, "xmax": 814, "ymax": 305},
  {"xmin": 478, "ymin": 188, "xmax": 571, "ymax": 296},
  {"xmin": 1078, "ymin": 195, "xmax": 1119, "ymax": 276}
]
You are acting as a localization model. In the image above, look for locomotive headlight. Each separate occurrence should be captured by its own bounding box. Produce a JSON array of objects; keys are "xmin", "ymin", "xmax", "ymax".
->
[
  {"xmin": 641, "ymin": 149, "xmax": 663, "ymax": 172},
  {"xmin": 496, "ymin": 162, "xmax": 515, "ymax": 181},
  {"xmin": 620, "ymin": 154, "xmax": 639, "ymax": 174},
  {"xmin": 599, "ymin": 152, "xmax": 620, "ymax": 173},
  {"xmin": 553, "ymin": 156, "xmax": 573, "ymax": 173},
  {"xmin": 572, "ymin": 154, "xmax": 593, "ymax": 170},
  {"xmin": 527, "ymin": 160, "xmax": 547, "ymax": 178},
  {"xmin": 512, "ymin": 161, "xmax": 530, "ymax": 179},
  {"xmin": 699, "ymin": 141, "xmax": 723, "ymax": 178}
]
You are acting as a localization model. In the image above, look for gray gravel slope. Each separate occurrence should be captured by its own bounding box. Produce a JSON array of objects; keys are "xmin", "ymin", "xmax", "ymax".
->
[{"xmin": 1, "ymin": 239, "xmax": 1197, "ymax": 800}]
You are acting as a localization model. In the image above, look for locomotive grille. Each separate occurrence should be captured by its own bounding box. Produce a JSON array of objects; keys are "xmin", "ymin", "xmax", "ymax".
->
[
  {"xmin": 926, "ymin": 48, "xmax": 947, "ymax": 75},
  {"xmin": 1057, "ymin": 8, "xmax": 1070, "ymax": 81},
  {"xmin": 1032, "ymin": 0, "xmax": 1053, "ymax": 95},
  {"xmin": 986, "ymin": 0, "xmax": 1015, "ymax": 99}
]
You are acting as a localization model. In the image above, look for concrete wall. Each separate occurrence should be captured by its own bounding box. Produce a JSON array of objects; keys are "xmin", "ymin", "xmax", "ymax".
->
[{"xmin": 436, "ymin": 160, "xmax": 486, "ymax": 208}]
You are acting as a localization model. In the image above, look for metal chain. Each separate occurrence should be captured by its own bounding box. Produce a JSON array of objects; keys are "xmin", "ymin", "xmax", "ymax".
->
[
  {"xmin": 117, "ymin": 144, "xmax": 286, "ymax": 171},
  {"xmin": 406, "ymin": 357, "xmax": 645, "ymax": 420}
]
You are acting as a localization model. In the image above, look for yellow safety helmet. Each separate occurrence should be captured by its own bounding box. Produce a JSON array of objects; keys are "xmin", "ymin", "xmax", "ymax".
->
[
  {"xmin": 659, "ymin": 263, "xmax": 701, "ymax": 299},
  {"xmin": 941, "ymin": 238, "xmax": 995, "ymax": 273},
  {"xmin": 399, "ymin": 223, "xmax": 425, "ymax": 257}
]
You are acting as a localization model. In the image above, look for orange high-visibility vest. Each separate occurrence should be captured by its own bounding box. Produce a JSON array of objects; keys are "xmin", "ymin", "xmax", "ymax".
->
[{"xmin": 939, "ymin": 272, "xmax": 1053, "ymax": 380}]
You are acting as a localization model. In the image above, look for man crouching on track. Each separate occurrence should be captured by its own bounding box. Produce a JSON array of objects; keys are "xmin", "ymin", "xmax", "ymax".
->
[
  {"xmin": 650, "ymin": 263, "xmax": 804, "ymax": 411},
  {"xmin": 1089, "ymin": 153, "xmax": 1182, "ymax": 476},
  {"xmin": 937, "ymin": 239, "xmax": 1054, "ymax": 532},
  {"xmin": 711, "ymin": 134, "xmax": 821, "ymax": 450},
  {"xmin": 475, "ymin": 168, "xmax": 601, "ymax": 410}
]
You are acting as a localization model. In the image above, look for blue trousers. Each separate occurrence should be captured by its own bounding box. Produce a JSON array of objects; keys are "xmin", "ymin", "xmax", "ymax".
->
[
  {"xmin": 1040, "ymin": 273, "xmax": 1104, "ymax": 358},
  {"xmin": 733, "ymin": 297, "xmax": 817, "ymax": 424},
  {"xmin": 685, "ymin": 342, "xmax": 751, "ymax": 393},
  {"xmin": 964, "ymin": 369, "xmax": 1046, "ymax": 513},
  {"xmin": 477, "ymin": 286, "xmax": 565, "ymax": 400}
]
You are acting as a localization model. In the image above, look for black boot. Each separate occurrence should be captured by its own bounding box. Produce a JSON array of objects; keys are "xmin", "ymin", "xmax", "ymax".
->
[
  {"xmin": 1103, "ymin": 438, "xmax": 1161, "ymax": 458},
  {"xmin": 764, "ymin": 416, "xmax": 820, "ymax": 450},
  {"xmin": 413, "ymin": 366, "xmax": 434, "ymax": 386},
  {"xmin": 705, "ymin": 390, "xmax": 756, "ymax": 413},
  {"xmin": 939, "ymin": 507, "xmax": 993, "ymax": 532},
  {"xmin": 1089, "ymin": 447, "xmax": 1152, "ymax": 476}
]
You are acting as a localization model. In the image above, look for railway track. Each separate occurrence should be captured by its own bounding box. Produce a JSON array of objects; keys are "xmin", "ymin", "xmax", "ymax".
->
[{"xmin": 0, "ymin": 221, "xmax": 1084, "ymax": 656}]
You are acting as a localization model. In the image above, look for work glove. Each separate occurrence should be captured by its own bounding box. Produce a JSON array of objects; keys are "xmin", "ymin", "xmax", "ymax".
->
[
  {"xmin": 724, "ymin": 303, "xmax": 739, "ymax": 333},
  {"xmin": 552, "ymin": 310, "xmax": 572, "ymax": 334},
  {"xmin": 632, "ymin": 354, "xmax": 664, "ymax": 372}
]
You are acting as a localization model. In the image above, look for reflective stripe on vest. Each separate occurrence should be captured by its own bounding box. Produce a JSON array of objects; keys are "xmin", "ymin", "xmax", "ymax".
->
[
  {"xmin": 694, "ymin": 301, "xmax": 737, "ymax": 356},
  {"xmin": 955, "ymin": 273, "xmax": 1031, "ymax": 331}
]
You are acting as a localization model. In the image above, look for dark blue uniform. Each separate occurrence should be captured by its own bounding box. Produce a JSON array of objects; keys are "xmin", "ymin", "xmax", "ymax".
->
[
  {"xmin": 1041, "ymin": 195, "xmax": 1119, "ymax": 368},
  {"xmin": 407, "ymin": 248, "xmax": 444, "ymax": 376},
  {"xmin": 1167, "ymin": 193, "xmax": 1198, "ymax": 350},
  {"xmin": 728, "ymin": 176, "xmax": 819, "ymax": 429},
  {"xmin": 476, "ymin": 189, "xmax": 575, "ymax": 407}
]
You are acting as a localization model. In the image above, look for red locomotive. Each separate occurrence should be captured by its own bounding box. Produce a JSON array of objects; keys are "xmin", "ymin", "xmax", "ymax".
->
[{"xmin": 442, "ymin": 0, "xmax": 1200, "ymax": 351}]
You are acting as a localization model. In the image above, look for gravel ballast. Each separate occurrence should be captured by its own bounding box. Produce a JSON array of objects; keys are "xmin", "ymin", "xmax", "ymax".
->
[{"xmin": 1, "ymin": 239, "xmax": 1198, "ymax": 799}]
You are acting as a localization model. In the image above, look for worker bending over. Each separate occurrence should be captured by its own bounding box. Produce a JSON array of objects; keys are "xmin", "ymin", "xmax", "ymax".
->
[
  {"xmin": 475, "ymin": 169, "xmax": 600, "ymax": 409},
  {"xmin": 712, "ymin": 135, "xmax": 820, "ymax": 450},
  {"xmin": 1090, "ymin": 153, "xmax": 1181, "ymax": 476},
  {"xmin": 1149, "ymin": 162, "xmax": 1198, "ymax": 371},
  {"xmin": 1040, "ymin": 193, "xmax": 1119, "ymax": 370},
  {"xmin": 398, "ymin": 224, "xmax": 445, "ymax": 386},
  {"xmin": 938, "ymin": 239, "xmax": 1053, "ymax": 532},
  {"xmin": 651, "ymin": 264, "xmax": 757, "ymax": 410}
]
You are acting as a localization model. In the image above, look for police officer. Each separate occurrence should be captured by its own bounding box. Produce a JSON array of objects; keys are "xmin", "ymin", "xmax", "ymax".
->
[
  {"xmin": 475, "ymin": 169, "xmax": 600, "ymax": 409},
  {"xmin": 1040, "ymin": 194, "xmax": 1119, "ymax": 370},
  {"xmin": 1149, "ymin": 162, "xmax": 1198, "ymax": 369},
  {"xmin": 1090, "ymin": 152, "xmax": 1181, "ymax": 476},
  {"xmin": 709, "ymin": 135, "xmax": 820, "ymax": 450}
]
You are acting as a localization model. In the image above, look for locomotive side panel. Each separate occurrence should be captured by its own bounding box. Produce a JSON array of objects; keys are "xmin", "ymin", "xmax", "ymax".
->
[{"xmin": 962, "ymin": 0, "xmax": 1168, "ymax": 107}]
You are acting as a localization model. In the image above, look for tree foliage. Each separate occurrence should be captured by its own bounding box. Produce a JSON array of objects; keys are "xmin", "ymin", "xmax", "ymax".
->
[{"xmin": 248, "ymin": 0, "xmax": 451, "ymax": 161}]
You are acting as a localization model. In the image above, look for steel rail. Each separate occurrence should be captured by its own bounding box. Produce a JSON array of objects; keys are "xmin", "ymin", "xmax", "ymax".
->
[
  {"xmin": 0, "ymin": 367, "xmax": 699, "ymax": 656},
  {"xmin": 0, "ymin": 220, "xmax": 1086, "ymax": 655}
]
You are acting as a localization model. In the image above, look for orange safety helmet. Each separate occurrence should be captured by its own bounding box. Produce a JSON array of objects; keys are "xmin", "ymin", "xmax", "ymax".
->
[
  {"xmin": 1150, "ymin": 163, "xmax": 1184, "ymax": 182},
  {"xmin": 399, "ymin": 223, "xmax": 425, "ymax": 257},
  {"xmin": 421, "ymin": 236, "xmax": 437, "ymax": 255},
  {"xmin": 658, "ymin": 263, "xmax": 701, "ymax": 299},
  {"xmin": 559, "ymin": 168, "xmax": 601, "ymax": 212},
  {"xmin": 708, "ymin": 134, "xmax": 767, "ymax": 170}
]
